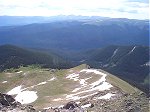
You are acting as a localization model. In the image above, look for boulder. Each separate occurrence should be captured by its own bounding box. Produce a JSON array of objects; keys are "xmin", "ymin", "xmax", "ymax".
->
[
  {"xmin": 63, "ymin": 101, "xmax": 79, "ymax": 110},
  {"xmin": 0, "ymin": 93, "xmax": 16, "ymax": 106}
]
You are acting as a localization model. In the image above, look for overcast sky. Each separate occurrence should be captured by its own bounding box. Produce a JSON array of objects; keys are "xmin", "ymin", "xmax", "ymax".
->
[{"xmin": 0, "ymin": 0, "xmax": 149, "ymax": 20}]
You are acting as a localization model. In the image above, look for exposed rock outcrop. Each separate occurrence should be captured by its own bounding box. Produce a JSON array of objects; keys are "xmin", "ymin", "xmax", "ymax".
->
[
  {"xmin": 0, "ymin": 93, "xmax": 19, "ymax": 108},
  {"xmin": 0, "ymin": 88, "xmax": 149, "ymax": 112},
  {"xmin": 0, "ymin": 92, "xmax": 36, "ymax": 112},
  {"xmin": 63, "ymin": 101, "xmax": 79, "ymax": 110}
]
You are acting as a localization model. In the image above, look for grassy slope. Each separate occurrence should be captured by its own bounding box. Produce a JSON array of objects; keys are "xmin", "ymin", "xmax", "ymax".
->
[
  {"xmin": 104, "ymin": 70, "xmax": 139, "ymax": 94},
  {"xmin": 0, "ymin": 65, "xmax": 75, "ymax": 108},
  {"xmin": 0, "ymin": 64, "xmax": 142, "ymax": 109}
]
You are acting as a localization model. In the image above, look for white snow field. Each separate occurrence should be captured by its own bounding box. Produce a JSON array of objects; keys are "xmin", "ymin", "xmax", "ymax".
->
[
  {"xmin": 15, "ymin": 91, "xmax": 38, "ymax": 104},
  {"xmin": 7, "ymin": 85, "xmax": 38, "ymax": 104},
  {"xmin": 66, "ymin": 69, "xmax": 114, "ymax": 100}
]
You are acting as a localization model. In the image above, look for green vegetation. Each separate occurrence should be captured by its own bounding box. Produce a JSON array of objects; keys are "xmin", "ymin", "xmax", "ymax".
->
[
  {"xmin": 0, "ymin": 65, "xmax": 148, "ymax": 110},
  {"xmin": 0, "ymin": 66, "xmax": 73, "ymax": 108},
  {"xmin": 70, "ymin": 64, "xmax": 90, "ymax": 71},
  {"xmin": 0, "ymin": 45, "xmax": 71, "ymax": 72},
  {"xmin": 0, "ymin": 44, "xmax": 149, "ymax": 94},
  {"xmin": 105, "ymin": 71, "xmax": 139, "ymax": 94}
]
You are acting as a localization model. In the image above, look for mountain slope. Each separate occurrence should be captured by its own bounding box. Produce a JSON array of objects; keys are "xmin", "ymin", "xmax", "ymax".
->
[
  {"xmin": 71, "ymin": 45, "xmax": 149, "ymax": 93},
  {"xmin": 0, "ymin": 18, "xmax": 148, "ymax": 50},
  {"xmin": 0, "ymin": 65, "xmax": 149, "ymax": 111},
  {"xmin": 0, "ymin": 45, "xmax": 71, "ymax": 71}
]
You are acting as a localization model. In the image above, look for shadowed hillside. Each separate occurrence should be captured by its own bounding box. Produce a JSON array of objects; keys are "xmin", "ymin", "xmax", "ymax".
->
[{"xmin": 0, "ymin": 45, "xmax": 71, "ymax": 71}]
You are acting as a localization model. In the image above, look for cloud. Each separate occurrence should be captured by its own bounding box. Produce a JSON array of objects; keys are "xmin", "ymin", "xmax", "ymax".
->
[
  {"xmin": 0, "ymin": 0, "xmax": 149, "ymax": 19},
  {"xmin": 127, "ymin": 0, "xmax": 149, "ymax": 3}
]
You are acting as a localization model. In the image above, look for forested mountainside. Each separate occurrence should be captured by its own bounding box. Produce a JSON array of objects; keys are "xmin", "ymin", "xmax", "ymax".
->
[{"xmin": 0, "ymin": 45, "xmax": 71, "ymax": 71}]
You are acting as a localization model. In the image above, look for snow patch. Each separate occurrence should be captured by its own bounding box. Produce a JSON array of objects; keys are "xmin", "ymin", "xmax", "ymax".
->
[
  {"xmin": 7, "ymin": 85, "xmax": 38, "ymax": 104},
  {"xmin": 66, "ymin": 69, "xmax": 113, "ymax": 101},
  {"xmin": 7, "ymin": 75, "xmax": 57, "ymax": 104},
  {"xmin": 81, "ymin": 103, "xmax": 92, "ymax": 108},
  {"xmin": 53, "ymin": 98, "xmax": 63, "ymax": 101},
  {"xmin": 23, "ymin": 72, "xmax": 29, "ymax": 76},
  {"xmin": 80, "ymin": 69, "xmax": 101, "ymax": 74},
  {"xmin": 91, "ymin": 81, "xmax": 113, "ymax": 91},
  {"xmin": 16, "ymin": 71, "xmax": 23, "ymax": 74},
  {"xmin": 44, "ymin": 107, "xmax": 52, "ymax": 110},
  {"xmin": 79, "ymin": 79, "xmax": 86, "ymax": 85},
  {"xmin": 7, "ymin": 85, "xmax": 22, "ymax": 95},
  {"xmin": 2, "ymin": 81, "xmax": 7, "ymax": 83},
  {"xmin": 128, "ymin": 46, "xmax": 136, "ymax": 54},
  {"xmin": 72, "ymin": 77, "xmax": 92, "ymax": 92},
  {"xmin": 66, "ymin": 92, "xmax": 97, "ymax": 100},
  {"xmin": 37, "ymin": 81, "xmax": 47, "ymax": 86},
  {"xmin": 97, "ymin": 93, "xmax": 115, "ymax": 100},
  {"xmin": 72, "ymin": 88, "xmax": 81, "ymax": 92},
  {"xmin": 48, "ymin": 77, "xmax": 56, "ymax": 81},
  {"xmin": 23, "ymin": 77, "xmax": 56, "ymax": 90},
  {"xmin": 15, "ymin": 91, "xmax": 38, "ymax": 104},
  {"xmin": 111, "ymin": 48, "xmax": 118, "ymax": 58},
  {"xmin": 66, "ymin": 73, "xmax": 79, "ymax": 81},
  {"xmin": 141, "ymin": 61, "xmax": 150, "ymax": 67}
]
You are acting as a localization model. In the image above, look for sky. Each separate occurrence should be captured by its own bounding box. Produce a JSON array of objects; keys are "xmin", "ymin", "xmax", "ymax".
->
[{"xmin": 0, "ymin": 0, "xmax": 149, "ymax": 20}]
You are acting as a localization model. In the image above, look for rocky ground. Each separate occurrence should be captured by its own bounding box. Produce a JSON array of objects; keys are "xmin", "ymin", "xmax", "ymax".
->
[{"xmin": 0, "ymin": 87, "xmax": 149, "ymax": 112}]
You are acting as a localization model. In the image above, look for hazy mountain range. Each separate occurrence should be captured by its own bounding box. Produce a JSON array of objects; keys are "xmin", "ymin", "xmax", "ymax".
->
[
  {"xmin": 0, "ymin": 15, "xmax": 107, "ymax": 26},
  {"xmin": 0, "ymin": 16, "xmax": 149, "ymax": 50}
]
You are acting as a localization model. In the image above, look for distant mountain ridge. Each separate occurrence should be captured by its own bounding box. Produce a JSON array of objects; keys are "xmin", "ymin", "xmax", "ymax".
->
[
  {"xmin": 0, "ymin": 15, "xmax": 107, "ymax": 26},
  {"xmin": 0, "ymin": 18, "xmax": 149, "ymax": 50}
]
